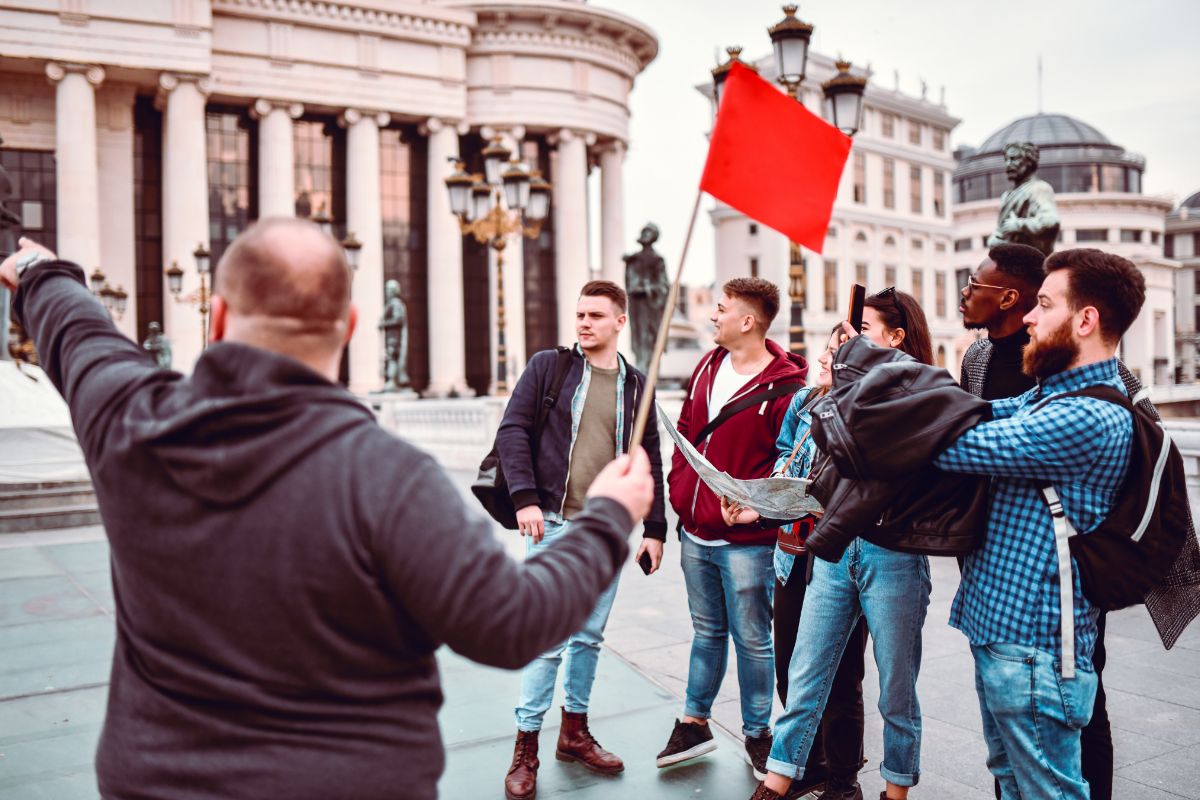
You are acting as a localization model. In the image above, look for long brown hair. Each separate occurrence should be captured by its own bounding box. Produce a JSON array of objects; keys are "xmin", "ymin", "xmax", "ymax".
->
[{"xmin": 864, "ymin": 288, "xmax": 933, "ymax": 366}]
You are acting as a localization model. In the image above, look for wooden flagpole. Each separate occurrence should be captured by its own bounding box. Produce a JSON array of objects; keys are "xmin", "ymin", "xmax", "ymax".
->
[{"xmin": 629, "ymin": 188, "xmax": 704, "ymax": 451}]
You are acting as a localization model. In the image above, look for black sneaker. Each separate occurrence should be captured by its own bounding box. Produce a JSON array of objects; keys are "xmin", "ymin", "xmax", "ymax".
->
[
  {"xmin": 812, "ymin": 775, "xmax": 861, "ymax": 800},
  {"xmin": 656, "ymin": 719, "xmax": 717, "ymax": 768},
  {"xmin": 745, "ymin": 732, "xmax": 773, "ymax": 780}
]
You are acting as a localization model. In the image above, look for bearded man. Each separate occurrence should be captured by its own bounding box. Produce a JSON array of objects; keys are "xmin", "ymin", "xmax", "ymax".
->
[{"xmin": 934, "ymin": 248, "xmax": 1145, "ymax": 799}]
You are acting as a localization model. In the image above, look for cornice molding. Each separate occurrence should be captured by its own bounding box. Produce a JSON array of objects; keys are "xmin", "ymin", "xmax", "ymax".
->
[
  {"xmin": 471, "ymin": 28, "xmax": 643, "ymax": 76},
  {"xmin": 212, "ymin": 0, "xmax": 472, "ymax": 45}
]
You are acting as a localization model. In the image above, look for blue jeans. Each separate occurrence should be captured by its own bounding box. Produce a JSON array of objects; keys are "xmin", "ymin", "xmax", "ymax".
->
[
  {"xmin": 973, "ymin": 643, "xmax": 1098, "ymax": 800},
  {"xmin": 768, "ymin": 539, "xmax": 930, "ymax": 787},
  {"xmin": 514, "ymin": 519, "xmax": 620, "ymax": 731},
  {"xmin": 681, "ymin": 534, "xmax": 775, "ymax": 738}
]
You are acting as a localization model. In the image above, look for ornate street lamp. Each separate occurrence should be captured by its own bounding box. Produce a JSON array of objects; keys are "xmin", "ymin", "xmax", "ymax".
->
[
  {"xmin": 710, "ymin": 47, "xmax": 757, "ymax": 110},
  {"xmin": 311, "ymin": 207, "xmax": 334, "ymax": 237},
  {"xmin": 165, "ymin": 243, "xmax": 213, "ymax": 350},
  {"xmin": 822, "ymin": 59, "xmax": 868, "ymax": 137},
  {"xmin": 716, "ymin": 6, "xmax": 868, "ymax": 359},
  {"xmin": 444, "ymin": 141, "xmax": 551, "ymax": 394},
  {"xmin": 340, "ymin": 231, "xmax": 362, "ymax": 272},
  {"xmin": 88, "ymin": 267, "xmax": 128, "ymax": 321}
]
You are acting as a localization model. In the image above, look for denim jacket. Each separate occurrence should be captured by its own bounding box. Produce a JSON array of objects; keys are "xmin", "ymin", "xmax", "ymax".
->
[{"xmin": 772, "ymin": 387, "xmax": 820, "ymax": 584}]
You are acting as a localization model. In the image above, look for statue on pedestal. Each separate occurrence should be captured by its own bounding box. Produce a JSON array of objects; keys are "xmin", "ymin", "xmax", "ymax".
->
[
  {"xmin": 623, "ymin": 223, "xmax": 670, "ymax": 374},
  {"xmin": 986, "ymin": 141, "xmax": 1061, "ymax": 257},
  {"xmin": 142, "ymin": 322, "xmax": 172, "ymax": 369},
  {"xmin": 379, "ymin": 279, "xmax": 411, "ymax": 392},
  {"xmin": 1, "ymin": 132, "xmax": 23, "ymax": 363}
]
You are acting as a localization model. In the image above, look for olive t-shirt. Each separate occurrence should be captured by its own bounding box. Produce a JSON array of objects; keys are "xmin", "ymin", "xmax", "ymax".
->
[{"xmin": 562, "ymin": 365, "xmax": 619, "ymax": 519}]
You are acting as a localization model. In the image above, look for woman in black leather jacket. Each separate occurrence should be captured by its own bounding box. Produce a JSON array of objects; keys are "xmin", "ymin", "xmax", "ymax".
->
[{"xmin": 731, "ymin": 289, "xmax": 935, "ymax": 800}]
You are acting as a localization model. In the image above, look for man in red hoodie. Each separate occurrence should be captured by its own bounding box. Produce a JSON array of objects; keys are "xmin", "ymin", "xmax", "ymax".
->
[{"xmin": 656, "ymin": 277, "xmax": 808, "ymax": 781}]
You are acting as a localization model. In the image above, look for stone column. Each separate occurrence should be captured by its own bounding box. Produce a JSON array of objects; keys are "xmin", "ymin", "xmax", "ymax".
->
[
  {"xmin": 424, "ymin": 118, "xmax": 469, "ymax": 396},
  {"xmin": 46, "ymin": 62, "xmax": 105, "ymax": 269},
  {"xmin": 553, "ymin": 129, "xmax": 591, "ymax": 345},
  {"xmin": 343, "ymin": 108, "xmax": 389, "ymax": 394},
  {"xmin": 97, "ymin": 84, "xmax": 137, "ymax": 341},
  {"xmin": 491, "ymin": 126, "xmax": 527, "ymax": 383},
  {"xmin": 253, "ymin": 99, "xmax": 303, "ymax": 218},
  {"xmin": 598, "ymin": 140, "xmax": 630, "ymax": 356},
  {"xmin": 159, "ymin": 73, "xmax": 210, "ymax": 371}
]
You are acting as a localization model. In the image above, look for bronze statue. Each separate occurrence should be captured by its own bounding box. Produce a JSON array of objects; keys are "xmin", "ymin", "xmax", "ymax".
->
[
  {"xmin": 986, "ymin": 141, "xmax": 1060, "ymax": 256},
  {"xmin": 379, "ymin": 279, "xmax": 410, "ymax": 391},
  {"xmin": 1, "ymin": 132, "xmax": 21, "ymax": 363},
  {"xmin": 623, "ymin": 223, "xmax": 670, "ymax": 373},
  {"xmin": 142, "ymin": 322, "xmax": 172, "ymax": 369}
]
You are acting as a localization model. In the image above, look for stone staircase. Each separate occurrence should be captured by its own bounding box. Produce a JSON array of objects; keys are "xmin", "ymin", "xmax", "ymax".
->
[{"xmin": 0, "ymin": 479, "xmax": 101, "ymax": 533}]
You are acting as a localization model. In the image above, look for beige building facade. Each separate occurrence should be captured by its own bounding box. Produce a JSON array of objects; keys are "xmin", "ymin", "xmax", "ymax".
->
[{"xmin": 0, "ymin": 0, "xmax": 657, "ymax": 395}]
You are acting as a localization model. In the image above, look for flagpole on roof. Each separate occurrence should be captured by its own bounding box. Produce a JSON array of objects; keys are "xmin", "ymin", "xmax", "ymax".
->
[{"xmin": 628, "ymin": 189, "xmax": 703, "ymax": 452}]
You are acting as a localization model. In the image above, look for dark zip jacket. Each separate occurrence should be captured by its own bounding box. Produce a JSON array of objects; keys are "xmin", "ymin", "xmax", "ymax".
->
[
  {"xmin": 496, "ymin": 346, "xmax": 668, "ymax": 540},
  {"xmin": 13, "ymin": 261, "xmax": 637, "ymax": 800},
  {"xmin": 807, "ymin": 335, "xmax": 990, "ymax": 561}
]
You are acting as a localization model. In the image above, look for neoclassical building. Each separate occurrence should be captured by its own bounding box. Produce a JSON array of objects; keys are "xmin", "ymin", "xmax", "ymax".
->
[
  {"xmin": 953, "ymin": 113, "xmax": 1178, "ymax": 386},
  {"xmin": 1167, "ymin": 192, "xmax": 1200, "ymax": 381},
  {"xmin": 0, "ymin": 0, "xmax": 657, "ymax": 395},
  {"xmin": 701, "ymin": 53, "xmax": 965, "ymax": 372}
]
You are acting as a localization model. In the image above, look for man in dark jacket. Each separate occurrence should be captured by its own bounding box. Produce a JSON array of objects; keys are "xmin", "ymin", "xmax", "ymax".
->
[
  {"xmin": 496, "ymin": 279, "xmax": 666, "ymax": 800},
  {"xmin": 0, "ymin": 223, "xmax": 653, "ymax": 800},
  {"xmin": 657, "ymin": 277, "xmax": 807, "ymax": 780}
]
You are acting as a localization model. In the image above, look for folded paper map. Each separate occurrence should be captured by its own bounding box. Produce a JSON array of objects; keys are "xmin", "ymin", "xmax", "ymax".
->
[{"xmin": 656, "ymin": 403, "xmax": 823, "ymax": 520}]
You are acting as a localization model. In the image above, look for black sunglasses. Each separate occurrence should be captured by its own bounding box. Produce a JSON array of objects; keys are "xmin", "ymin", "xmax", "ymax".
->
[{"xmin": 871, "ymin": 286, "xmax": 909, "ymax": 332}]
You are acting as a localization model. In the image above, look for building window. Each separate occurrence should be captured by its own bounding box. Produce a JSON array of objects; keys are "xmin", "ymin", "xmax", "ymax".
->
[
  {"xmin": 981, "ymin": 235, "xmax": 990, "ymax": 249},
  {"xmin": 883, "ymin": 158, "xmax": 895, "ymax": 209},
  {"xmin": 824, "ymin": 259, "xmax": 838, "ymax": 312},
  {"xmin": 380, "ymin": 126, "xmax": 429, "ymax": 391},
  {"xmin": 1192, "ymin": 270, "xmax": 1200, "ymax": 296},
  {"xmin": 294, "ymin": 118, "xmax": 346, "ymax": 226},
  {"xmin": 1076, "ymin": 228, "xmax": 1109, "ymax": 242},
  {"xmin": 935, "ymin": 241, "xmax": 947, "ymax": 253},
  {"xmin": 911, "ymin": 267, "xmax": 924, "ymax": 300},
  {"xmin": 884, "ymin": 235, "xmax": 897, "ymax": 248},
  {"xmin": 932, "ymin": 128, "xmax": 946, "ymax": 150},
  {"xmin": 881, "ymin": 112, "xmax": 895, "ymax": 138},
  {"xmin": 206, "ymin": 106, "xmax": 257, "ymax": 273},
  {"xmin": 749, "ymin": 257, "xmax": 759, "ymax": 278},
  {"xmin": 0, "ymin": 148, "xmax": 57, "ymax": 252},
  {"xmin": 1194, "ymin": 306, "xmax": 1200, "ymax": 333},
  {"xmin": 855, "ymin": 262, "xmax": 868, "ymax": 286},
  {"xmin": 853, "ymin": 152, "xmax": 866, "ymax": 204},
  {"xmin": 827, "ymin": 226, "xmax": 838, "ymax": 239},
  {"xmin": 935, "ymin": 271, "xmax": 947, "ymax": 317},
  {"xmin": 749, "ymin": 222, "xmax": 758, "ymax": 236},
  {"xmin": 912, "ymin": 238, "xmax": 924, "ymax": 250},
  {"xmin": 884, "ymin": 265, "xmax": 897, "ymax": 287},
  {"xmin": 134, "ymin": 97, "xmax": 163, "ymax": 343},
  {"xmin": 956, "ymin": 267, "xmax": 971, "ymax": 295},
  {"xmin": 855, "ymin": 231, "xmax": 868, "ymax": 244},
  {"xmin": 910, "ymin": 164, "xmax": 922, "ymax": 214},
  {"xmin": 933, "ymin": 170, "xmax": 946, "ymax": 216},
  {"xmin": 908, "ymin": 119, "xmax": 921, "ymax": 146},
  {"xmin": 1195, "ymin": 231, "xmax": 1200, "ymax": 256},
  {"xmin": 954, "ymin": 238, "xmax": 973, "ymax": 252},
  {"xmin": 1165, "ymin": 234, "xmax": 1174, "ymax": 258},
  {"xmin": 1151, "ymin": 231, "xmax": 1160, "ymax": 245},
  {"xmin": 936, "ymin": 344, "xmax": 946, "ymax": 368},
  {"xmin": 1120, "ymin": 229, "xmax": 1142, "ymax": 243}
]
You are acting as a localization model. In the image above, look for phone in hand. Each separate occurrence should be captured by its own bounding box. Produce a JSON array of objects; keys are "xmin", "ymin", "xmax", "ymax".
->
[
  {"xmin": 638, "ymin": 551, "xmax": 653, "ymax": 575},
  {"xmin": 847, "ymin": 283, "xmax": 866, "ymax": 333}
]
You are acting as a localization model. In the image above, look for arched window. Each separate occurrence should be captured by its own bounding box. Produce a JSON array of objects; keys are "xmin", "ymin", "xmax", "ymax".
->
[
  {"xmin": 884, "ymin": 235, "xmax": 897, "ymax": 247},
  {"xmin": 936, "ymin": 345, "xmax": 947, "ymax": 368},
  {"xmin": 855, "ymin": 231, "xmax": 868, "ymax": 243}
]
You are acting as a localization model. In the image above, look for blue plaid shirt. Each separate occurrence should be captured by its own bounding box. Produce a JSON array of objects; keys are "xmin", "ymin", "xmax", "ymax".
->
[{"xmin": 934, "ymin": 358, "xmax": 1132, "ymax": 671}]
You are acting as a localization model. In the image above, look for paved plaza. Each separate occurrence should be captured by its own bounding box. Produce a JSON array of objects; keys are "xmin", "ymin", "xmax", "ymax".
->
[{"xmin": 2, "ymin": 469, "xmax": 1199, "ymax": 799}]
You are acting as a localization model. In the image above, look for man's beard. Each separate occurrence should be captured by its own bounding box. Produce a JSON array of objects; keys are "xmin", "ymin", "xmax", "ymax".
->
[
  {"xmin": 1022, "ymin": 320, "xmax": 1078, "ymax": 380},
  {"xmin": 963, "ymin": 318, "xmax": 987, "ymax": 331}
]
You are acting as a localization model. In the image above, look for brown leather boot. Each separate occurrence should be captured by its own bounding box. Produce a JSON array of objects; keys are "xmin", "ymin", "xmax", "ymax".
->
[
  {"xmin": 504, "ymin": 730, "xmax": 539, "ymax": 800},
  {"xmin": 554, "ymin": 708, "xmax": 624, "ymax": 774}
]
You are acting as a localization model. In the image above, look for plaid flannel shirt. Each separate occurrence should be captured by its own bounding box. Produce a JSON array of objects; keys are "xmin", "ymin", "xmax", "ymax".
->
[{"xmin": 934, "ymin": 358, "xmax": 1132, "ymax": 671}]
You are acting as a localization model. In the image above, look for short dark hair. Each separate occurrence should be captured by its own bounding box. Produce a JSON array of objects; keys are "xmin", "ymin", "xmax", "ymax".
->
[
  {"xmin": 580, "ymin": 279, "xmax": 627, "ymax": 313},
  {"xmin": 988, "ymin": 243, "xmax": 1046, "ymax": 300},
  {"xmin": 1044, "ymin": 248, "xmax": 1145, "ymax": 343},
  {"xmin": 864, "ymin": 288, "xmax": 934, "ymax": 365},
  {"xmin": 722, "ymin": 277, "xmax": 780, "ymax": 331}
]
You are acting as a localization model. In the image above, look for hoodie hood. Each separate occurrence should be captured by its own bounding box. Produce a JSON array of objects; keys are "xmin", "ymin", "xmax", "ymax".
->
[{"xmin": 113, "ymin": 342, "xmax": 375, "ymax": 506}]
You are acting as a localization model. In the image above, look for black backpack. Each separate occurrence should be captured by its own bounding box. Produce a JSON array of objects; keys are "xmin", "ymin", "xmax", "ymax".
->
[
  {"xmin": 1037, "ymin": 385, "xmax": 1190, "ymax": 611},
  {"xmin": 471, "ymin": 347, "xmax": 573, "ymax": 529}
]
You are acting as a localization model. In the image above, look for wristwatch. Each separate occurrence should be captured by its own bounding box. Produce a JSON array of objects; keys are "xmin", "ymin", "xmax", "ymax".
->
[{"xmin": 14, "ymin": 250, "xmax": 54, "ymax": 279}]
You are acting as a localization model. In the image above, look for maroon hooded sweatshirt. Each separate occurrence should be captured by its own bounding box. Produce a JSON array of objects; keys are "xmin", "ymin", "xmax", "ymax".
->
[{"xmin": 668, "ymin": 338, "xmax": 808, "ymax": 545}]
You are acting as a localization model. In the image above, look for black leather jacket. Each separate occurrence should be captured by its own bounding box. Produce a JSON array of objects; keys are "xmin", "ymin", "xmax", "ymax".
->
[{"xmin": 806, "ymin": 336, "xmax": 991, "ymax": 561}]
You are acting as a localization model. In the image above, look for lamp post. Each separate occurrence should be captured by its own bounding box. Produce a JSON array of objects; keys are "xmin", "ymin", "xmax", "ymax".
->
[
  {"xmin": 165, "ymin": 243, "xmax": 212, "ymax": 350},
  {"xmin": 88, "ymin": 267, "xmax": 129, "ymax": 321},
  {"xmin": 444, "ymin": 139, "xmax": 551, "ymax": 394},
  {"xmin": 713, "ymin": 5, "xmax": 867, "ymax": 358}
]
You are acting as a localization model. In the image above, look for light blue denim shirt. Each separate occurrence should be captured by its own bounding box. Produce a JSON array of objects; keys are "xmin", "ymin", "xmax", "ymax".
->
[{"xmin": 772, "ymin": 386, "xmax": 820, "ymax": 584}]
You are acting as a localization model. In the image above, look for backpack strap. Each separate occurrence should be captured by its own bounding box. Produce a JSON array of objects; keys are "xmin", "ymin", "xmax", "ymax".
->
[
  {"xmin": 692, "ymin": 381, "xmax": 804, "ymax": 446},
  {"xmin": 1036, "ymin": 481, "xmax": 1078, "ymax": 679},
  {"xmin": 532, "ymin": 347, "xmax": 574, "ymax": 447}
]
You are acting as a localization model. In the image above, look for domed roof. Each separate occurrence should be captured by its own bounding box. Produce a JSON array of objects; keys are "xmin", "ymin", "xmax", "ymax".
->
[
  {"xmin": 978, "ymin": 113, "xmax": 1112, "ymax": 153},
  {"xmin": 1183, "ymin": 190, "xmax": 1200, "ymax": 210}
]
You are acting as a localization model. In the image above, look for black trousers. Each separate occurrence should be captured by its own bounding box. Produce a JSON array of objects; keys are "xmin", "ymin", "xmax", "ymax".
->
[
  {"xmin": 992, "ymin": 613, "xmax": 1112, "ymax": 800},
  {"xmin": 773, "ymin": 560, "xmax": 868, "ymax": 779}
]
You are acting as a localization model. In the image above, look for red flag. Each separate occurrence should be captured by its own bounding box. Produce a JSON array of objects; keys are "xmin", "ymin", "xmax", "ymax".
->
[{"xmin": 700, "ymin": 62, "xmax": 851, "ymax": 254}]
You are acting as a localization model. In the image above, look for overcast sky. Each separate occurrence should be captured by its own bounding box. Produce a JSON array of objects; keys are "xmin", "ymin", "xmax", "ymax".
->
[{"xmin": 588, "ymin": 0, "xmax": 1200, "ymax": 285}]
